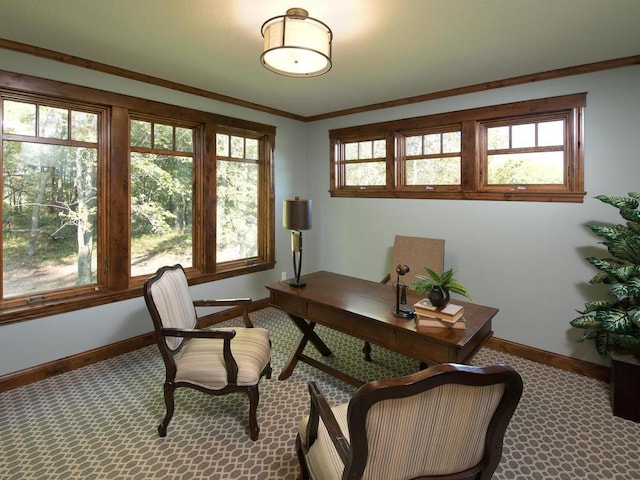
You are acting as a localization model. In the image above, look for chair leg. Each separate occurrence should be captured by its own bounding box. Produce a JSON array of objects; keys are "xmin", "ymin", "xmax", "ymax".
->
[
  {"xmin": 158, "ymin": 382, "xmax": 175, "ymax": 437},
  {"xmin": 247, "ymin": 385, "xmax": 260, "ymax": 441},
  {"xmin": 363, "ymin": 341, "xmax": 372, "ymax": 362},
  {"xmin": 242, "ymin": 309, "xmax": 254, "ymax": 328},
  {"xmin": 295, "ymin": 434, "xmax": 311, "ymax": 480},
  {"xmin": 264, "ymin": 362, "xmax": 273, "ymax": 380}
]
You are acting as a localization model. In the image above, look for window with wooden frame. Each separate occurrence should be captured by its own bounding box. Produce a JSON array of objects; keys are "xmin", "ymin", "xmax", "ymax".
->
[
  {"xmin": 0, "ymin": 71, "xmax": 275, "ymax": 324},
  {"xmin": 398, "ymin": 126, "xmax": 462, "ymax": 191},
  {"xmin": 129, "ymin": 116, "xmax": 198, "ymax": 278},
  {"xmin": 331, "ymin": 134, "xmax": 390, "ymax": 192},
  {"xmin": 479, "ymin": 114, "xmax": 574, "ymax": 194},
  {"xmin": 330, "ymin": 93, "xmax": 586, "ymax": 202},
  {"xmin": 215, "ymin": 129, "xmax": 270, "ymax": 271},
  {"xmin": 1, "ymin": 94, "xmax": 105, "ymax": 307}
]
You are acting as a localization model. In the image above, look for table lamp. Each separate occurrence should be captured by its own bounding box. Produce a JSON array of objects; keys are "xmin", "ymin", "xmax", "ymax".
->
[{"xmin": 283, "ymin": 196, "xmax": 312, "ymax": 287}]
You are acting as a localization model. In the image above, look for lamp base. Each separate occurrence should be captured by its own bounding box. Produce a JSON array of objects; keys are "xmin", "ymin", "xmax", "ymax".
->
[
  {"xmin": 288, "ymin": 278, "xmax": 307, "ymax": 287},
  {"xmin": 393, "ymin": 306, "xmax": 415, "ymax": 319}
]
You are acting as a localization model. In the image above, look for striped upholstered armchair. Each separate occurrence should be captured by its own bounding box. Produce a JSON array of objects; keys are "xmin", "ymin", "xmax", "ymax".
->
[
  {"xmin": 296, "ymin": 363, "xmax": 523, "ymax": 480},
  {"xmin": 143, "ymin": 264, "xmax": 272, "ymax": 441}
]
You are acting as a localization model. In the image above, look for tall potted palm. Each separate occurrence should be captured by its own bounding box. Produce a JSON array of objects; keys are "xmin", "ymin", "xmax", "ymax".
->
[{"xmin": 570, "ymin": 193, "xmax": 640, "ymax": 422}]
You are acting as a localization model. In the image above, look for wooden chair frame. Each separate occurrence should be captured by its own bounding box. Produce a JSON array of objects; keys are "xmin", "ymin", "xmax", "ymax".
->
[
  {"xmin": 144, "ymin": 264, "xmax": 272, "ymax": 441},
  {"xmin": 296, "ymin": 363, "xmax": 523, "ymax": 480}
]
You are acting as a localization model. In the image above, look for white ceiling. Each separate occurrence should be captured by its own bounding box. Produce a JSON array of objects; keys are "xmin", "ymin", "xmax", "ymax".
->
[{"xmin": 0, "ymin": 0, "xmax": 639, "ymax": 118}]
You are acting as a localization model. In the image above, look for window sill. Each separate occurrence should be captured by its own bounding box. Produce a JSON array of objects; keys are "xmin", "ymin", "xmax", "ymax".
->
[
  {"xmin": 0, "ymin": 261, "xmax": 275, "ymax": 326},
  {"xmin": 329, "ymin": 189, "xmax": 586, "ymax": 202}
]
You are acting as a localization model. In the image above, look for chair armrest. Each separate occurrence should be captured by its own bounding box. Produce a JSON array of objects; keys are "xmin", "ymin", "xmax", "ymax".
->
[
  {"xmin": 160, "ymin": 328, "xmax": 238, "ymax": 383},
  {"xmin": 160, "ymin": 327, "xmax": 236, "ymax": 340},
  {"xmin": 193, "ymin": 298, "xmax": 254, "ymax": 327},
  {"xmin": 192, "ymin": 298, "xmax": 252, "ymax": 307},
  {"xmin": 306, "ymin": 382, "xmax": 350, "ymax": 466}
]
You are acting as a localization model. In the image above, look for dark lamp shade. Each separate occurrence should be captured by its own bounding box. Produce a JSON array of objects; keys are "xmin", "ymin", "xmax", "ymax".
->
[{"xmin": 283, "ymin": 197, "xmax": 312, "ymax": 231}]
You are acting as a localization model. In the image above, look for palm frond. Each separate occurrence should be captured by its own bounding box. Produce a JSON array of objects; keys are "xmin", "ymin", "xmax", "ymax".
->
[
  {"xmin": 422, "ymin": 267, "xmax": 441, "ymax": 281},
  {"xmin": 627, "ymin": 192, "xmax": 640, "ymax": 201},
  {"xmin": 629, "ymin": 309, "xmax": 640, "ymax": 328},
  {"xmin": 447, "ymin": 278, "xmax": 471, "ymax": 299},
  {"xmin": 586, "ymin": 256, "xmax": 626, "ymax": 273},
  {"xmin": 595, "ymin": 329, "xmax": 615, "ymax": 357},
  {"xmin": 413, "ymin": 267, "xmax": 471, "ymax": 299},
  {"xmin": 579, "ymin": 300, "xmax": 617, "ymax": 313},
  {"xmin": 596, "ymin": 308, "xmax": 633, "ymax": 334},
  {"xmin": 595, "ymin": 194, "xmax": 639, "ymax": 210},
  {"xmin": 589, "ymin": 224, "xmax": 625, "ymax": 241},
  {"xmin": 609, "ymin": 277, "xmax": 640, "ymax": 298},
  {"xmin": 620, "ymin": 208, "xmax": 640, "ymax": 224},
  {"xmin": 570, "ymin": 315, "xmax": 599, "ymax": 329}
]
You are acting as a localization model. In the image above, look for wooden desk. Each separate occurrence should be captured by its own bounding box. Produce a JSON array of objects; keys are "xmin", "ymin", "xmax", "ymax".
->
[{"xmin": 266, "ymin": 271, "xmax": 497, "ymax": 387}]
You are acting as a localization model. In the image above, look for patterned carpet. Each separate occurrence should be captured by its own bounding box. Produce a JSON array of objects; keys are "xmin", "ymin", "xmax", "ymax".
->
[{"xmin": 1, "ymin": 307, "xmax": 639, "ymax": 480}]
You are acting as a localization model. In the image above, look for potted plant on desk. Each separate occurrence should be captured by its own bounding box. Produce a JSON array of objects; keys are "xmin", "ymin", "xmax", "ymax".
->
[
  {"xmin": 413, "ymin": 267, "xmax": 471, "ymax": 308},
  {"xmin": 570, "ymin": 193, "xmax": 640, "ymax": 422}
]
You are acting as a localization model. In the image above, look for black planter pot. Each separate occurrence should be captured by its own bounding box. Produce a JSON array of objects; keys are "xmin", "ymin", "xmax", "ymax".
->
[
  {"xmin": 428, "ymin": 288, "xmax": 450, "ymax": 308},
  {"xmin": 610, "ymin": 353, "xmax": 640, "ymax": 423}
]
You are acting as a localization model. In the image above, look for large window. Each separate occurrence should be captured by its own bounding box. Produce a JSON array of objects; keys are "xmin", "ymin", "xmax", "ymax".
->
[
  {"xmin": 0, "ymin": 72, "xmax": 275, "ymax": 323},
  {"xmin": 129, "ymin": 117, "xmax": 196, "ymax": 277},
  {"xmin": 2, "ymin": 97, "xmax": 102, "ymax": 303},
  {"xmin": 216, "ymin": 131, "xmax": 261, "ymax": 264},
  {"xmin": 330, "ymin": 94, "xmax": 586, "ymax": 202}
]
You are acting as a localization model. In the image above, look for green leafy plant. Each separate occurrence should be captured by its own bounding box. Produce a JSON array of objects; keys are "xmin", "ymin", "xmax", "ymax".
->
[
  {"xmin": 571, "ymin": 193, "xmax": 640, "ymax": 360},
  {"xmin": 413, "ymin": 267, "xmax": 471, "ymax": 306}
]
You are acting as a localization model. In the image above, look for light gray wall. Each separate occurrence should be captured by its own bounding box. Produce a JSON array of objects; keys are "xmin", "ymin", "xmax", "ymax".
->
[
  {"xmin": 0, "ymin": 48, "xmax": 638, "ymax": 376},
  {"xmin": 303, "ymin": 66, "xmax": 640, "ymax": 366}
]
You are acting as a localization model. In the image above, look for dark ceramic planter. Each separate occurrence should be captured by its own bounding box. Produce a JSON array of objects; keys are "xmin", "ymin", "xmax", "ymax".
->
[
  {"xmin": 428, "ymin": 288, "xmax": 450, "ymax": 308},
  {"xmin": 610, "ymin": 353, "xmax": 640, "ymax": 423}
]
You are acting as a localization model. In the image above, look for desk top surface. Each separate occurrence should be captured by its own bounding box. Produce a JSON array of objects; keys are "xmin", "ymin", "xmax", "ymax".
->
[{"xmin": 266, "ymin": 270, "xmax": 497, "ymax": 347}]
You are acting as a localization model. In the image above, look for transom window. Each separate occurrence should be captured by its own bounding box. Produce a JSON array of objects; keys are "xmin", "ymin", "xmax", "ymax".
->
[
  {"xmin": 340, "ymin": 137, "xmax": 387, "ymax": 186},
  {"xmin": 330, "ymin": 94, "xmax": 585, "ymax": 202},
  {"xmin": 483, "ymin": 116, "xmax": 566, "ymax": 186},
  {"xmin": 401, "ymin": 128, "xmax": 462, "ymax": 187}
]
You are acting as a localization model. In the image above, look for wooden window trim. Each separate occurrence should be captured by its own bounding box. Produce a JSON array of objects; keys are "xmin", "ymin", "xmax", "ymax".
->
[
  {"xmin": 396, "ymin": 125, "xmax": 463, "ymax": 193},
  {"xmin": 477, "ymin": 111, "xmax": 579, "ymax": 196},
  {"xmin": 213, "ymin": 126, "xmax": 274, "ymax": 274},
  {"xmin": 127, "ymin": 114, "xmax": 201, "ymax": 285},
  {"xmin": 0, "ymin": 71, "xmax": 275, "ymax": 325},
  {"xmin": 330, "ymin": 133, "xmax": 393, "ymax": 193},
  {"xmin": 330, "ymin": 94, "xmax": 587, "ymax": 203}
]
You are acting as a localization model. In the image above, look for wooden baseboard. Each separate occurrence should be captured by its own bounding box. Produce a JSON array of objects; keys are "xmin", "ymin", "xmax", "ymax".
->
[
  {"xmin": 0, "ymin": 331, "xmax": 157, "ymax": 393},
  {"xmin": 0, "ymin": 299, "xmax": 608, "ymax": 393},
  {"xmin": 486, "ymin": 337, "xmax": 610, "ymax": 383},
  {"xmin": 0, "ymin": 298, "xmax": 270, "ymax": 393}
]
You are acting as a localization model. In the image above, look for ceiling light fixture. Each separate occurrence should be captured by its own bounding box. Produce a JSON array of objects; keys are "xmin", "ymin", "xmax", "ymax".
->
[{"xmin": 260, "ymin": 8, "xmax": 332, "ymax": 78}]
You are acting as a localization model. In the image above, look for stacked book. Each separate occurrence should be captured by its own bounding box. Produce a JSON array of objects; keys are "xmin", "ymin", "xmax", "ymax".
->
[{"xmin": 413, "ymin": 298, "xmax": 466, "ymax": 330}]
